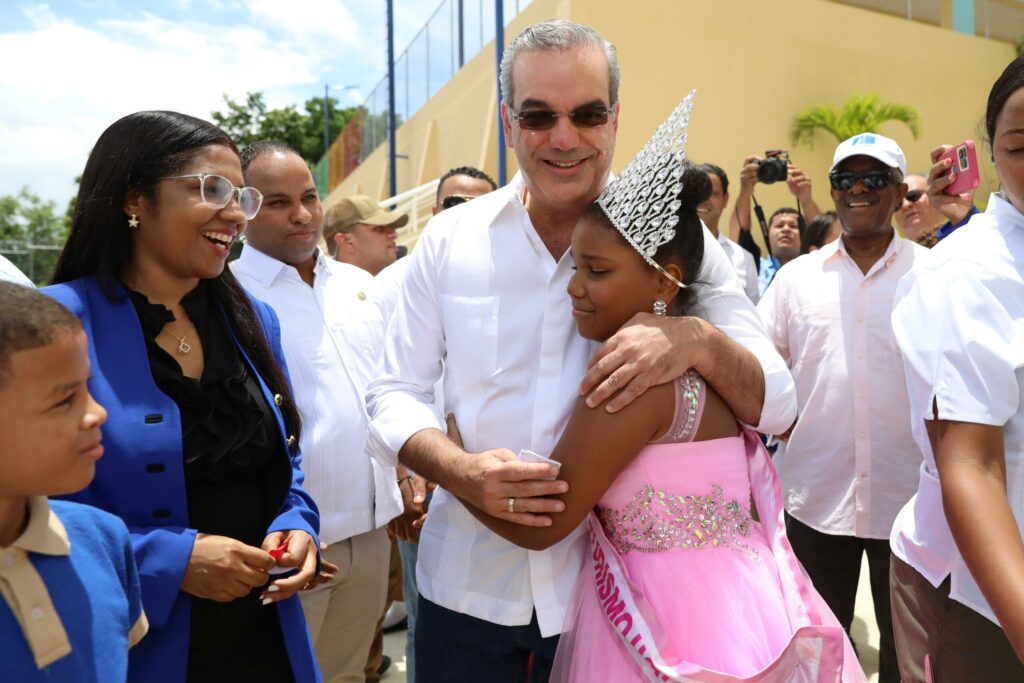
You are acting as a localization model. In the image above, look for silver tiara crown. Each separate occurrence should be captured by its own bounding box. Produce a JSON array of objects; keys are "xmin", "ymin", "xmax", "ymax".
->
[{"xmin": 597, "ymin": 90, "xmax": 696, "ymax": 289}]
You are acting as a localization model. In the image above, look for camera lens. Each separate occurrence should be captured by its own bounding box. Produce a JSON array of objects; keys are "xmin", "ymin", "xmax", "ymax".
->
[{"xmin": 756, "ymin": 158, "xmax": 787, "ymax": 184}]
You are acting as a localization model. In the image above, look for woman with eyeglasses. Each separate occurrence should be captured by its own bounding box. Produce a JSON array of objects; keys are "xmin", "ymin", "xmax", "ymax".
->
[
  {"xmin": 888, "ymin": 58, "xmax": 1024, "ymax": 681},
  {"xmin": 43, "ymin": 111, "xmax": 322, "ymax": 683}
]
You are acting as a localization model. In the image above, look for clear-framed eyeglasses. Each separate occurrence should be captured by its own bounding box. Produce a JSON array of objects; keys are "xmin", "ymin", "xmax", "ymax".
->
[{"xmin": 158, "ymin": 173, "xmax": 263, "ymax": 220}]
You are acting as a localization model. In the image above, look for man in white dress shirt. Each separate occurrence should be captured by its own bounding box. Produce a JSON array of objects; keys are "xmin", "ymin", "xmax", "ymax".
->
[
  {"xmin": 757, "ymin": 133, "xmax": 927, "ymax": 683},
  {"xmin": 697, "ymin": 163, "xmax": 759, "ymax": 301},
  {"xmin": 366, "ymin": 20, "xmax": 797, "ymax": 681},
  {"xmin": 231, "ymin": 141, "xmax": 403, "ymax": 682}
]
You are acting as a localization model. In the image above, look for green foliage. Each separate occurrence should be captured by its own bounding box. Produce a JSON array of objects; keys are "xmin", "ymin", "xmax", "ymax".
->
[
  {"xmin": 791, "ymin": 93, "xmax": 921, "ymax": 148},
  {"xmin": 0, "ymin": 187, "xmax": 70, "ymax": 284},
  {"xmin": 211, "ymin": 91, "xmax": 358, "ymax": 166}
]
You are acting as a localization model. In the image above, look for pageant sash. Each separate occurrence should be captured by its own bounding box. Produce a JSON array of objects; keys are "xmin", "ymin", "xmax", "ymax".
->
[{"xmin": 585, "ymin": 429, "xmax": 848, "ymax": 683}]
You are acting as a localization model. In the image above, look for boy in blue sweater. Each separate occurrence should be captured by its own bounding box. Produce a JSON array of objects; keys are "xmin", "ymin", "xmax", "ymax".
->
[{"xmin": 0, "ymin": 282, "xmax": 147, "ymax": 681}]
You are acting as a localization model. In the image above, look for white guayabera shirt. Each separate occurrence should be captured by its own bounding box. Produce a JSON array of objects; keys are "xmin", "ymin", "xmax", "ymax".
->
[
  {"xmin": 366, "ymin": 172, "xmax": 796, "ymax": 636},
  {"xmin": 891, "ymin": 193, "xmax": 1024, "ymax": 626},
  {"xmin": 717, "ymin": 231, "xmax": 760, "ymax": 303},
  {"xmin": 232, "ymin": 247, "xmax": 403, "ymax": 546}
]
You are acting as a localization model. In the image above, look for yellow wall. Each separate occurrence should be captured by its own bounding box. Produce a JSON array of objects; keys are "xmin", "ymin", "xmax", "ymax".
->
[{"xmin": 326, "ymin": 0, "xmax": 1014, "ymax": 245}]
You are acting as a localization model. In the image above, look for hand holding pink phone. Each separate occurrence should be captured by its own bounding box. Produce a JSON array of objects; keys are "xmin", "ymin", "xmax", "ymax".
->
[{"xmin": 937, "ymin": 141, "xmax": 980, "ymax": 196}]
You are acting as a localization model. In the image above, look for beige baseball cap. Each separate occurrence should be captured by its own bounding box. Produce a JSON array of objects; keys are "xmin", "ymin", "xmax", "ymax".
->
[{"xmin": 324, "ymin": 195, "xmax": 409, "ymax": 242}]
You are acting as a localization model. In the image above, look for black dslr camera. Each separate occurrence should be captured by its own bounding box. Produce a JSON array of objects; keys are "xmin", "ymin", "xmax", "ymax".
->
[{"xmin": 756, "ymin": 150, "xmax": 790, "ymax": 184}]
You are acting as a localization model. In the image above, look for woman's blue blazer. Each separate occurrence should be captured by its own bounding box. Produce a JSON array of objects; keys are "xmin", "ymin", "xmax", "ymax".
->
[{"xmin": 44, "ymin": 277, "xmax": 321, "ymax": 683}]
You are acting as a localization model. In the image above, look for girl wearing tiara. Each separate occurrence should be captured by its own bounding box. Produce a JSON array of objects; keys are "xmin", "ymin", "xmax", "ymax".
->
[{"xmin": 465, "ymin": 95, "xmax": 865, "ymax": 682}]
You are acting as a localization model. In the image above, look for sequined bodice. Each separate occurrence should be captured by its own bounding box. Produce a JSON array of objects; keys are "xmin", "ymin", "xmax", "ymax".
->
[
  {"xmin": 596, "ymin": 477, "xmax": 756, "ymax": 558},
  {"xmin": 595, "ymin": 372, "xmax": 755, "ymax": 557}
]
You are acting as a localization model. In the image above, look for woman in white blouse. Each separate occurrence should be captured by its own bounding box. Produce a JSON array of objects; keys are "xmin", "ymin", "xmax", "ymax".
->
[{"xmin": 889, "ymin": 57, "xmax": 1024, "ymax": 682}]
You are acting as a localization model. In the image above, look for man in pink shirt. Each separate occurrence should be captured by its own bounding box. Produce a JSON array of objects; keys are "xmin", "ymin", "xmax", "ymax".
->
[{"xmin": 757, "ymin": 133, "xmax": 928, "ymax": 683}]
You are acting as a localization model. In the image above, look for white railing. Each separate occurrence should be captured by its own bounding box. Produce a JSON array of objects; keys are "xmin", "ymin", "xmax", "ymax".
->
[{"xmin": 378, "ymin": 178, "xmax": 441, "ymax": 248}]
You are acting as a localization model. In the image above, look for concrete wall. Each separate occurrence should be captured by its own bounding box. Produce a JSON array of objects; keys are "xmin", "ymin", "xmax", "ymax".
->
[{"xmin": 326, "ymin": 0, "xmax": 1015, "ymax": 246}]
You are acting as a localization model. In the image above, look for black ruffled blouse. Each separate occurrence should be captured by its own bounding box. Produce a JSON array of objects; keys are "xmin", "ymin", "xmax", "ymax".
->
[{"xmin": 126, "ymin": 282, "xmax": 294, "ymax": 683}]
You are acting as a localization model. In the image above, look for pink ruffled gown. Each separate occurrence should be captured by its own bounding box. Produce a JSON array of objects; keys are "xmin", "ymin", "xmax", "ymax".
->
[{"xmin": 550, "ymin": 372, "xmax": 866, "ymax": 683}]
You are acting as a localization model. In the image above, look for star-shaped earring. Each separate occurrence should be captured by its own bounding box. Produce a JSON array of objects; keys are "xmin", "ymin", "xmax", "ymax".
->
[{"xmin": 128, "ymin": 214, "xmax": 139, "ymax": 228}]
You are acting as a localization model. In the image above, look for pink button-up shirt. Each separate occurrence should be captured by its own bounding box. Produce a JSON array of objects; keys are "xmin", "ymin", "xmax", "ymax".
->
[{"xmin": 758, "ymin": 233, "xmax": 926, "ymax": 538}]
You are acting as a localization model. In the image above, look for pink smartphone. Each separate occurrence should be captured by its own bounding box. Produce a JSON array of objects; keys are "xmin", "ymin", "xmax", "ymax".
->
[{"xmin": 938, "ymin": 141, "xmax": 980, "ymax": 196}]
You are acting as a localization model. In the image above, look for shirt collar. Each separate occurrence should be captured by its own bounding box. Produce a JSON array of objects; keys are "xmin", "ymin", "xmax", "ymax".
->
[
  {"xmin": 237, "ymin": 244, "xmax": 321, "ymax": 288},
  {"xmin": 827, "ymin": 228, "xmax": 904, "ymax": 269},
  {"xmin": 987, "ymin": 192, "xmax": 1024, "ymax": 230},
  {"xmin": 10, "ymin": 497, "xmax": 69, "ymax": 557}
]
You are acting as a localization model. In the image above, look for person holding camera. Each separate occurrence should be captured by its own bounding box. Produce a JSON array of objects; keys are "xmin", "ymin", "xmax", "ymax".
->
[{"xmin": 729, "ymin": 153, "xmax": 822, "ymax": 292}]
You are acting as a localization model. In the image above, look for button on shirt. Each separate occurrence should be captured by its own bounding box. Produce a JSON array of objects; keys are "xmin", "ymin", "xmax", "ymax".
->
[
  {"xmin": 366, "ymin": 172, "xmax": 797, "ymax": 636},
  {"xmin": 718, "ymin": 231, "xmax": 760, "ymax": 302},
  {"xmin": 232, "ymin": 248, "xmax": 402, "ymax": 545},
  {"xmin": 891, "ymin": 193, "xmax": 1024, "ymax": 625},
  {"xmin": 758, "ymin": 234, "xmax": 926, "ymax": 538}
]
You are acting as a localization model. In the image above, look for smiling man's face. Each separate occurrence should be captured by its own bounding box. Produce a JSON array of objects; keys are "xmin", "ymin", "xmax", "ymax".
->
[
  {"xmin": 501, "ymin": 45, "xmax": 618, "ymax": 217},
  {"xmin": 831, "ymin": 155, "xmax": 906, "ymax": 239}
]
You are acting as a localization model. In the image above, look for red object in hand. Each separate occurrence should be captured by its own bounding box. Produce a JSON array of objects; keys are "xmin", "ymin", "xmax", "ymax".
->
[{"xmin": 268, "ymin": 538, "xmax": 290, "ymax": 561}]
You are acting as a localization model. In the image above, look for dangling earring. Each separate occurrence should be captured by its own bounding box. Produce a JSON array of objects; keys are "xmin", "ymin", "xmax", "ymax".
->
[
  {"xmin": 653, "ymin": 299, "xmax": 667, "ymax": 316},
  {"xmin": 128, "ymin": 214, "xmax": 139, "ymax": 229}
]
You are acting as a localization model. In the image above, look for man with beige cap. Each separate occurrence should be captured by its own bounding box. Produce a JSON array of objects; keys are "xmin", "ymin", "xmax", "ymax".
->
[{"xmin": 325, "ymin": 196, "xmax": 408, "ymax": 276}]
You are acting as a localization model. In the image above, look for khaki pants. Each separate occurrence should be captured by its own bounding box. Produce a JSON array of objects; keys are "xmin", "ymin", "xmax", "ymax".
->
[
  {"xmin": 890, "ymin": 553, "xmax": 1023, "ymax": 683},
  {"xmin": 300, "ymin": 526, "xmax": 390, "ymax": 683},
  {"xmin": 364, "ymin": 534, "xmax": 403, "ymax": 683}
]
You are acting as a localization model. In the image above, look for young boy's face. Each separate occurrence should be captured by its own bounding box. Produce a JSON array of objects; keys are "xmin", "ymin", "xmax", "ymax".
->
[{"xmin": 0, "ymin": 329, "xmax": 107, "ymax": 497}]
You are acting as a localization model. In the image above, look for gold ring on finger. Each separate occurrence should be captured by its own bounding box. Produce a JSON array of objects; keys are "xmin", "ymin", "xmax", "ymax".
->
[{"xmin": 507, "ymin": 497, "xmax": 515, "ymax": 513}]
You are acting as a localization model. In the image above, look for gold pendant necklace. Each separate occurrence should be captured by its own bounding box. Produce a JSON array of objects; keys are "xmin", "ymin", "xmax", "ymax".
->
[{"xmin": 167, "ymin": 322, "xmax": 194, "ymax": 355}]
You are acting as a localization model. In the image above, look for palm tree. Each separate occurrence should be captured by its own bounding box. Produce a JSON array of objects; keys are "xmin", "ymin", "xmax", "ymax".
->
[{"xmin": 791, "ymin": 93, "xmax": 921, "ymax": 148}]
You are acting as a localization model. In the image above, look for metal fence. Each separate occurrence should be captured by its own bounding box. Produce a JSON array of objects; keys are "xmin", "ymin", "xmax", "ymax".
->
[
  {"xmin": 1, "ymin": 242, "xmax": 62, "ymax": 286},
  {"xmin": 320, "ymin": 0, "xmax": 532, "ymax": 194}
]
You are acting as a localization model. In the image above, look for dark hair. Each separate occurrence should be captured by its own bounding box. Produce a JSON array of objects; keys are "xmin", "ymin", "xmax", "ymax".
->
[
  {"xmin": 768, "ymin": 207, "xmax": 799, "ymax": 226},
  {"xmin": 584, "ymin": 163, "xmax": 711, "ymax": 315},
  {"xmin": 240, "ymin": 140, "xmax": 300, "ymax": 175},
  {"xmin": 0, "ymin": 282, "xmax": 83, "ymax": 390},
  {"xmin": 697, "ymin": 163, "xmax": 729, "ymax": 196},
  {"xmin": 435, "ymin": 166, "xmax": 498, "ymax": 204},
  {"xmin": 49, "ymin": 111, "xmax": 301, "ymax": 444},
  {"xmin": 802, "ymin": 210, "xmax": 838, "ymax": 253},
  {"xmin": 986, "ymin": 56, "xmax": 1024, "ymax": 148}
]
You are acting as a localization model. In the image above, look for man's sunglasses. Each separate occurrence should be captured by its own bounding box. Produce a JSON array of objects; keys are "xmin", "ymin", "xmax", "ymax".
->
[
  {"xmin": 441, "ymin": 194, "xmax": 474, "ymax": 210},
  {"xmin": 828, "ymin": 170, "xmax": 896, "ymax": 191},
  {"xmin": 903, "ymin": 189, "xmax": 925, "ymax": 204},
  {"xmin": 508, "ymin": 104, "xmax": 615, "ymax": 131}
]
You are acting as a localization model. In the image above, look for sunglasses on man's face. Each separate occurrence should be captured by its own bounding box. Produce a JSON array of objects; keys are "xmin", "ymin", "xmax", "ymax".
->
[
  {"xmin": 828, "ymin": 170, "xmax": 896, "ymax": 192},
  {"xmin": 440, "ymin": 194, "xmax": 473, "ymax": 210},
  {"xmin": 902, "ymin": 189, "xmax": 925, "ymax": 204},
  {"xmin": 508, "ymin": 104, "xmax": 615, "ymax": 132}
]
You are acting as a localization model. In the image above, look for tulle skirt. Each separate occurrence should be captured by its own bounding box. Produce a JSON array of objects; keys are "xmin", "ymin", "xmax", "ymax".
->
[{"xmin": 550, "ymin": 431, "xmax": 866, "ymax": 683}]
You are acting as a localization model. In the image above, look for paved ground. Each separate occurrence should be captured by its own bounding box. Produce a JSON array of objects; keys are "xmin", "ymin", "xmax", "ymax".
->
[{"xmin": 382, "ymin": 557, "xmax": 882, "ymax": 682}]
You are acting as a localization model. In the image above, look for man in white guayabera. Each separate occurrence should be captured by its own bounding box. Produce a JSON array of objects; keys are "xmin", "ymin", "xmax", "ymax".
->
[{"xmin": 366, "ymin": 19, "xmax": 796, "ymax": 682}]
